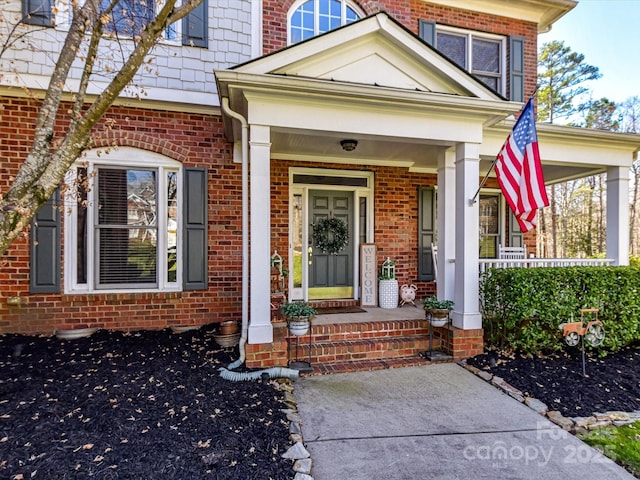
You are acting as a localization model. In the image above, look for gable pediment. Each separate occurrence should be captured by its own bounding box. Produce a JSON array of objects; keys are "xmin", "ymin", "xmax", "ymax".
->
[{"xmin": 233, "ymin": 12, "xmax": 502, "ymax": 101}]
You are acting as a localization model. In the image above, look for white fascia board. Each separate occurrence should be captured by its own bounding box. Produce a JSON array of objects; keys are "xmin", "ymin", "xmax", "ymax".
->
[
  {"xmin": 484, "ymin": 123, "xmax": 640, "ymax": 167},
  {"xmin": 426, "ymin": 0, "xmax": 577, "ymax": 33},
  {"xmin": 243, "ymin": 89, "xmax": 485, "ymax": 144},
  {"xmin": 219, "ymin": 71, "xmax": 520, "ymax": 117},
  {"xmin": 1, "ymin": 74, "xmax": 219, "ymax": 114}
]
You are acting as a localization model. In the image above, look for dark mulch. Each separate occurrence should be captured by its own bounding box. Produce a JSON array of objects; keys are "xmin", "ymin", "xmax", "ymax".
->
[
  {"xmin": 0, "ymin": 327, "xmax": 294, "ymax": 479},
  {"xmin": 467, "ymin": 345, "xmax": 640, "ymax": 417}
]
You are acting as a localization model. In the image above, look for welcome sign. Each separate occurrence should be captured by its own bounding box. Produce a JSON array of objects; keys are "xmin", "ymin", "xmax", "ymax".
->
[{"xmin": 360, "ymin": 243, "xmax": 377, "ymax": 307}]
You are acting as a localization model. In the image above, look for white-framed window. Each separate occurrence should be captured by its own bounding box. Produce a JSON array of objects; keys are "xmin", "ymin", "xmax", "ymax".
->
[
  {"xmin": 64, "ymin": 148, "xmax": 182, "ymax": 293},
  {"xmin": 436, "ymin": 26, "xmax": 506, "ymax": 95},
  {"xmin": 288, "ymin": 0, "xmax": 361, "ymax": 45}
]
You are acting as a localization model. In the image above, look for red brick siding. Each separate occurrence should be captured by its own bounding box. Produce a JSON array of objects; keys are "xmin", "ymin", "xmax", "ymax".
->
[
  {"xmin": 271, "ymin": 159, "xmax": 438, "ymax": 299},
  {"xmin": 0, "ymin": 97, "xmax": 242, "ymax": 334}
]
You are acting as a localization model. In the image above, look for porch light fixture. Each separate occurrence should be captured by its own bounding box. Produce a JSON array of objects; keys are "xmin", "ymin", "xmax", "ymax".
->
[{"xmin": 340, "ymin": 139, "xmax": 358, "ymax": 152}]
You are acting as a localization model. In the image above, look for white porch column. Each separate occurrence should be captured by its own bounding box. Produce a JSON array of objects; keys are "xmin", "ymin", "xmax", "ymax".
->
[
  {"xmin": 436, "ymin": 149, "xmax": 456, "ymax": 302},
  {"xmin": 451, "ymin": 142, "xmax": 482, "ymax": 330},
  {"xmin": 248, "ymin": 124, "xmax": 273, "ymax": 344},
  {"xmin": 606, "ymin": 166, "xmax": 630, "ymax": 266}
]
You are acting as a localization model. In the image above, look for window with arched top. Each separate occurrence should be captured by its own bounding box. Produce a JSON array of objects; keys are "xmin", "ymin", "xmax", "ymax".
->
[{"xmin": 289, "ymin": 0, "xmax": 362, "ymax": 45}]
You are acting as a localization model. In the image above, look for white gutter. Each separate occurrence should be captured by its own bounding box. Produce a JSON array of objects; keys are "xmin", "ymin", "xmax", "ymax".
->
[{"xmin": 221, "ymin": 97, "xmax": 249, "ymax": 369}]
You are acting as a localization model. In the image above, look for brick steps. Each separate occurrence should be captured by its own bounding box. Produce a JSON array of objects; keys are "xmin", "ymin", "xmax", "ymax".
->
[
  {"xmin": 246, "ymin": 316, "xmax": 483, "ymax": 371},
  {"xmin": 282, "ymin": 318, "xmax": 441, "ymax": 371}
]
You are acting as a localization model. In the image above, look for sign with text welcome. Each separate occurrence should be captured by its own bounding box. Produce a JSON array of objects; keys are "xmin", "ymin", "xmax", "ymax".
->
[{"xmin": 360, "ymin": 243, "xmax": 377, "ymax": 307}]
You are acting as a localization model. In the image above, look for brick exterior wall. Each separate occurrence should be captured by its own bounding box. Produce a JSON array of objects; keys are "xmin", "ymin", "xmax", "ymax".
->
[
  {"xmin": 0, "ymin": 96, "xmax": 243, "ymax": 334},
  {"xmin": 0, "ymin": 1, "xmax": 541, "ymax": 336}
]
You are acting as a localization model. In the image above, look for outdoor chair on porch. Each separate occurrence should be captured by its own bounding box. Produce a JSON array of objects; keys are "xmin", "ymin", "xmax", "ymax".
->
[{"xmin": 498, "ymin": 244, "xmax": 527, "ymax": 261}]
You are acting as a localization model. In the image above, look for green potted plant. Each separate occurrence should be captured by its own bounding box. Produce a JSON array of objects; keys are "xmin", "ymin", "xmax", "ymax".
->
[
  {"xmin": 422, "ymin": 297, "xmax": 454, "ymax": 327},
  {"xmin": 280, "ymin": 301, "xmax": 317, "ymax": 336}
]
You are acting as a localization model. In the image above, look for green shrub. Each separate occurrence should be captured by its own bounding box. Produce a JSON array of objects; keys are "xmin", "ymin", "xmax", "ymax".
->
[{"xmin": 480, "ymin": 266, "xmax": 640, "ymax": 355}]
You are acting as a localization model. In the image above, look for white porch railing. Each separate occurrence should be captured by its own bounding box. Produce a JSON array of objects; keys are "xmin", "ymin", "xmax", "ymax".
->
[{"xmin": 479, "ymin": 258, "xmax": 615, "ymax": 275}]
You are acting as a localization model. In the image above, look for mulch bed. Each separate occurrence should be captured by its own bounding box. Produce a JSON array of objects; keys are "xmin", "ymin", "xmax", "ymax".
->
[
  {"xmin": 467, "ymin": 345, "xmax": 640, "ymax": 417},
  {"xmin": 0, "ymin": 327, "xmax": 294, "ymax": 479}
]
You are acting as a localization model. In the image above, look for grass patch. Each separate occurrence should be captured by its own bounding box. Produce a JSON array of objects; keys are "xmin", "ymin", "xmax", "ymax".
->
[{"xmin": 578, "ymin": 421, "xmax": 640, "ymax": 477}]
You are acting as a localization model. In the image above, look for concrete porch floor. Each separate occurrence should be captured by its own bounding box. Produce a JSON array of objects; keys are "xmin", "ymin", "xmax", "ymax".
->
[{"xmin": 278, "ymin": 304, "xmax": 427, "ymax": 327}]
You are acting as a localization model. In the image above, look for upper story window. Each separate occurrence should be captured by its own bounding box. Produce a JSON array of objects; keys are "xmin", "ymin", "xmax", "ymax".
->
[
  {"xmin": 289, "ymin": 0, "xmax": 361, "ymax": 45},
  {"xmin": 436, "ymin": 27, "xmax": 505, "ymax": 95},
  {"xmin": 22, "ymin": 0, "xmax": 207, "ymax": 47},
  {"xmin": 102, "ymin": 0, "xmax": 156, "ymax": 38}
]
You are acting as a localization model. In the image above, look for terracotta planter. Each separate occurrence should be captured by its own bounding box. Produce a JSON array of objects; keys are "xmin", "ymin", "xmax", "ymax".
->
[
  {"xmin": 213, "ymin": 332, "xmax": 241, "ymax": 348},
  {"xmin": 220, "ymin": 320, "xmax": 239, "ymax": 335}
]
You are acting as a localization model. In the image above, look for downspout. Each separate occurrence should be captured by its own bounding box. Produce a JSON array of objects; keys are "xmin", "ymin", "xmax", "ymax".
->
[{"xmin": 221, "ymin": 97, "xmax": 249, "ymax": 370}]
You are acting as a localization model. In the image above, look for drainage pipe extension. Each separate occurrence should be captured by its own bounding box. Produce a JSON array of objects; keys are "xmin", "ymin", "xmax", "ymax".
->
[
  {"xmin": 221, "ymin": 97, "xmax": 249, "ymax": 370},
  {"xmin": 219, "ymin": 367, "xmax": 299, "ymax": 382}
]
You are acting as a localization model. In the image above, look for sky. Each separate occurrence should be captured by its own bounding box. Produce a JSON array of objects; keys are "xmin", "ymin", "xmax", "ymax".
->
[{"xmin": 538, "ymin": 0, "xmax": 640, "ymax": 103}]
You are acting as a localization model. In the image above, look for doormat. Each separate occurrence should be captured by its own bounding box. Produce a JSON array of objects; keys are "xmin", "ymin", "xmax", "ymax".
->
[{"xmin": 315, "ymin": 306, "xmax": 366, "ymax": 315}]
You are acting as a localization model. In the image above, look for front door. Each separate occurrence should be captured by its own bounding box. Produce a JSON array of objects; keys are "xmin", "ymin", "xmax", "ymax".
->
[{"xmin": 308, "ymin": 190, "xmax": 354, "ymax": 299}]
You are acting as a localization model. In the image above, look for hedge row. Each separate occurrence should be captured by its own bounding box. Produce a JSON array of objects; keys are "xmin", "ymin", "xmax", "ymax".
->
[{"xmin": 480, "ymin": 266, "xmax": 640, "ymax": 355}]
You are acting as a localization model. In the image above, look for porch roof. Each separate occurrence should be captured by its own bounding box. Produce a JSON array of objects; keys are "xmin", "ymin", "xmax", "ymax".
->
[{"xmin": 215, "ymin": 12, "xmax": 640, "ymax": 182}]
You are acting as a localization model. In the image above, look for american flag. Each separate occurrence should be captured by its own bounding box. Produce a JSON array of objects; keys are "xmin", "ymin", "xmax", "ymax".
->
[{"xmin": 495, "ymin": 97, "xmax": 549, "ymax": 232}]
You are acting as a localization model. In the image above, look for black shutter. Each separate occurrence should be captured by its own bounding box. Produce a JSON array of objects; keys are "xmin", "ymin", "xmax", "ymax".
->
[
  {"xmin": 30, "ymin": 190, "xmax": 61, "ymax": 293},
  {"xmin": 509, "ymin": 36, "xmax": 525, "ymax": 102},
  {"xmin": 419, "ymin": 20, "xmax": 436, "ymax": 47},
  {"xmin": 508, "ymin": 208, "xmax": 524, "ymax": 248},
  {"xmin": 183, "ymin": 168, "xmax": 208, "ymax": 290},
  {"xmin": 23, "ymin": 0, "xmax": 53, "ymax": 26},
  {"xmin": 182, "ymin": 0, "xmax": 208, "ymax": 48},
  {"xmin": 418, "ymin": 187, "xmax": 436, "ymax": 281}
]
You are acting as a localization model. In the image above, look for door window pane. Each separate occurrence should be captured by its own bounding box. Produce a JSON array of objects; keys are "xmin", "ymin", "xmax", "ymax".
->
[{"xmin": 293, "ymin": 194, "xmax": 303, "ymax": 289}]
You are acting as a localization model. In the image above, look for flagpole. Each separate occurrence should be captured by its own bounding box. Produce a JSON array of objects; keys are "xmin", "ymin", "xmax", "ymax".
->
[{"xmin": 469, "ymin": 87, "xmax": 539, "ymax": 205}]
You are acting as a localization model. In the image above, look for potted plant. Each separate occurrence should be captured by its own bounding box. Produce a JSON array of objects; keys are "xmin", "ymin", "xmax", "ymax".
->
[
  {"xmin": 422, "ymin": 297, "xmax": 454, "ymax": 327},
  {"xmin": 280, "ymin": 301, "xmax": 317, "ymax": 336},
  {"xmin": 378, "ymin": 257, "xmax": 398, "ymax": 309}
]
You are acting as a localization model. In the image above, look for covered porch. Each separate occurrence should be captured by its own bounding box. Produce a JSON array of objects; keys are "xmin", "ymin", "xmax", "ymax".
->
[{"xmin": 214, "ymin": 13, "xmax": 638, "ymax": 370}]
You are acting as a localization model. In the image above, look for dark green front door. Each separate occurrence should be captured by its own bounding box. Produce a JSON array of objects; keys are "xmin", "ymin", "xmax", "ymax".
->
[{"xmin": 309, "ymin": 190, "xmax": 354, "ymax": 299}]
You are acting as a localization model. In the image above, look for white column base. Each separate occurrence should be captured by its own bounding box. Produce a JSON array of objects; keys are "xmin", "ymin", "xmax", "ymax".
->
[
  {"xmin": 451, "ymin": 310, "xmax": 483, "ymax": 330},
  {"xmin": 248, "ymin": 322, "xmax": 274, "ymax": 344}
]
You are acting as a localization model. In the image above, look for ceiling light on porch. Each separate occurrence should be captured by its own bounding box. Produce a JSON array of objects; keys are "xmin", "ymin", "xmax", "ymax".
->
[{"xmin": 340, "ymin": 139, "xmax": 358, "ymax": 152}]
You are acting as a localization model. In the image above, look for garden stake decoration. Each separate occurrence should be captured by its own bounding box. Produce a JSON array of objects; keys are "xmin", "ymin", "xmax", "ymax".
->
[{"xmin": 559, "ymin": 308, "xmax": 605, "ymax": 376}]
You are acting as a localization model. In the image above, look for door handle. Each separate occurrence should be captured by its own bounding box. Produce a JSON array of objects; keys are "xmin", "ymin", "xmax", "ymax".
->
[{"xmin": 308, "ymin": 246, "xmax": 313, "ymax": 265}]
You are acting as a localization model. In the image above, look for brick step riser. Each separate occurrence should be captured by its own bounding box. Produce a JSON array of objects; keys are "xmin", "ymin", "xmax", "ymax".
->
[
  {"xmin": 287, "ymin": 335, "xmax": 439, "ymax": 365},
  {"xmin": 276, "ymin": 320, "xmax": 430, "ymax": 341}
]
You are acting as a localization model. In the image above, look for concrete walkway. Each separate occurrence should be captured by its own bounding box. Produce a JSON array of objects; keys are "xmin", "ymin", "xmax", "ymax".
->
[{"xmin": 295, "ymin": 364, "xmax": 635, "ymax": 479}]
